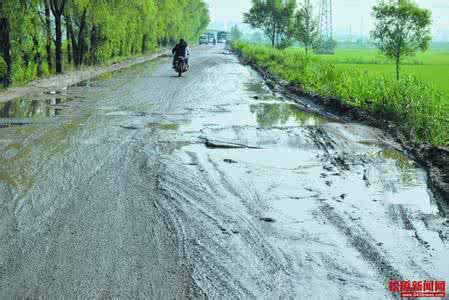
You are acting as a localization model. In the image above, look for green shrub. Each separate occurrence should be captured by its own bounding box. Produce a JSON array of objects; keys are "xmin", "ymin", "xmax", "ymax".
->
[
  {"xmin": 41, "ymin": 61, "xmax": 51, "ymax": 77},
  {"xmin": 232, "ymin": 41, "xmax": 449, "ymax": 147}
]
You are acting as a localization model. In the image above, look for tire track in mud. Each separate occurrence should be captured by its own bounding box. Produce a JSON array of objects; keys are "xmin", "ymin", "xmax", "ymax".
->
[
  {"xmin": 155, "ymin": 151, "xmax": 298, "ymax": 297},
  {"xmin": 154, "ymin": 162, "xmax": 254, "ymax": 297},
  {"xmin": 308, "ymin": 127, "xmax": 351, "ymax": 172},
  {"xmin": 319, "ymin": 203, "xmax": 403, "ymax": 297}
]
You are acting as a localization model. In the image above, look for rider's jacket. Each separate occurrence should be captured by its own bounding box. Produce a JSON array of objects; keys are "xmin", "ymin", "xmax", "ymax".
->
[{"xmin": 172, "ymin": 43, "xmax": 188, "ymax": 58}]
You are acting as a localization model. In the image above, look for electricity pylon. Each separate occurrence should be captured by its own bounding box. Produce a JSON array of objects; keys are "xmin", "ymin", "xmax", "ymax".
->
[
  {"xmin": 318, "ymin": 0, "xmax": 333, "ymax": 40},
  {"xmin": 317, "ymin": 0, "xmax": 335, "ymax": 54}
]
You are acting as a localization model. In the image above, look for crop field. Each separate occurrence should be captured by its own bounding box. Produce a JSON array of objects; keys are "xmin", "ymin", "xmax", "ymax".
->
[{"xmin": 318, "ymin": 48, "xmax": 449, "ymax": 95}]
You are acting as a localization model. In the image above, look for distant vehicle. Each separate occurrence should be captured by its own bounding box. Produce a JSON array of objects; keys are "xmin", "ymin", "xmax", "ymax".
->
[
  {"xmin": 217, "ymin": 31, "xmax": 230, "ymax": 43},
  {"xmin": 199, "ymin": 35, "xmax": 208, "ymax": 45},
  {"xmin": 207, "ymin": 32, "xmax": 215, "ymax": 44}
]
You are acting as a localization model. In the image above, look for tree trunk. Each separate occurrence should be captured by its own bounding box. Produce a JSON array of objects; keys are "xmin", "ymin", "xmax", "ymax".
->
[
  {"xmin": 50, "ymin": 0, "xmax": 66, "ymax": 74},
  {"xmin": 142, "ymin": 34, "xmax": 148, "ymax": 53},
  {"xmin": 66, "ymin": 18, "xmax": 72, "ymax": 64},
  {"xmin": 89, "ymin": 24, "xmax": 99, "ymax": 65},
  {"xmin": 33, "ymin": 35, "xmax": 43, "ymax": 77},
  {"xmin": 54, "ymin": 14, "xmax": 63, "ymax": 73},
  {"xmin": 66, "ymin": 17, "xmax": 78, "ymax": 66},
  {"xmin": 79, "ymin": 41, "xmax": 84, "ymax": 65},
  {"xmin": 77, "ymin": 9, "xmax": 87, "ymax": 66},
  {"xmin": 0, "ymin": 9, "xmax": 12, "ymax": 86},
  {"xmin": 65, "ymin": 8, "xmax": 87, "ymax": 68},
  {"xmin": 44, "ymin": 0, "xmax": 52, "ymax": 71},
  {"xmin": 119, "ymin": 40, "xmax": 124, "ymax": 56}
]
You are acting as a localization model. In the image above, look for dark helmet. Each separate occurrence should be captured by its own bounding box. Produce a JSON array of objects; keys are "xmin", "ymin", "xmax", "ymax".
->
[{"xmin": 180, "ymin": 38, "xmax": 186, "ymax": 44}]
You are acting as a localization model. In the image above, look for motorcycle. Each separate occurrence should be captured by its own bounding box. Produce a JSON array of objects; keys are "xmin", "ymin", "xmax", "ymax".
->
[{"xmin": 174, "ymin": 56, "xmax": 188, "ymax": 77}]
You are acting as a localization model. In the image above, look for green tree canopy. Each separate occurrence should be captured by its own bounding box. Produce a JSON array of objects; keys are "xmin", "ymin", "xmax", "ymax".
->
[
  {"xmin": 230, "ymin": 25, "xmax": 243, "ymax": 41},
  {"xmin": 0, "ymin": 0, "xmax": 210, "ymax": 86},
  {"xmin": 244, "ymin": 0, "xmax": 297, "ymax": 49},
  {"xmin": 294, "ymin": 0, "xmax": 319, "ymax": 54},
  {"xmin": 371, "ymin": 0, "xmax": 432, "ymax": 80}
]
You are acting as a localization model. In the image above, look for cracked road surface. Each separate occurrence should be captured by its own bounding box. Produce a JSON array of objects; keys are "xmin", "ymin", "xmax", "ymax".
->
[{"xmin": 1, "ymin": 46, "xmax": 448, "ymax": 299}]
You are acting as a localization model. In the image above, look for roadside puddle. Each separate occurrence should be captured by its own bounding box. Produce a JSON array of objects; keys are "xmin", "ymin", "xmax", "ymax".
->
[
  {"xmin": 244, "ymin": 81, "xmax": 271, "ymax": 95},
  {"xmin": 0, "ymin": 96, "xmax": 74, "ymax": 127},
  {"xmin": 185, "ymin": 102, "xmax": 326, "ymax": 132},
  {"xmin": 250, "ymin": 102, "xmax": 326, "ymax": 127},
  {"xmin": 145, "ymin": 123, "xmax": 179, "ymax": 130}
]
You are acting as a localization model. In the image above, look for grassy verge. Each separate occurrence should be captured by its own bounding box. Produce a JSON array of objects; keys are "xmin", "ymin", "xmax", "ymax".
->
[{"xmin": 232, "ymin": 41, "xmax": 449, "ymax": 147}]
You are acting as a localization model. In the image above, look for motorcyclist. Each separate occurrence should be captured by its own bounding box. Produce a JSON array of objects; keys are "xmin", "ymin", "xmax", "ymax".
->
[{"xmin": 172, "ymin": 39, "xmax": 190, "ymax": 69}]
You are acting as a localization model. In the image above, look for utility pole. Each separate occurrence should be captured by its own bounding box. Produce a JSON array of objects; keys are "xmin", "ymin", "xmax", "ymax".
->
[
  {"xmin": 317, "ymin": 0, "xmax": 335, "ymax": 54},
  {"xmin": 318, "ymin": 0, "xmax": 333, "ymax": 40}
]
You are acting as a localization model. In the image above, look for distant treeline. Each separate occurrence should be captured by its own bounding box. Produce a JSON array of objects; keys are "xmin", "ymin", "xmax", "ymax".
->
[{"xmin": 0, "ymin": 0, "xmax": 209, "ymax": 87}]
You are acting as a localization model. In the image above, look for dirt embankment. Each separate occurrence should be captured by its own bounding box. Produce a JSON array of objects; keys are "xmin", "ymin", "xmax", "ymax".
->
[
  {"xmin": 0, "ymin": 50, "xmax": 169, "ymax": 103},
  {"xmin": 238, "ymin": 55, "xmax": 449, "ymax": 213}
]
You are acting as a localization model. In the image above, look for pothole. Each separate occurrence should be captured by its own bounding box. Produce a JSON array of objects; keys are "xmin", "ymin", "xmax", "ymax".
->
[{"xmin": 145, "ymin": 123, "xmax": 179, "ymax": 130}]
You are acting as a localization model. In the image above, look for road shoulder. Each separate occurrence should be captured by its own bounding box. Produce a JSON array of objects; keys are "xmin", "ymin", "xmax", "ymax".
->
[{"xmin": 0, "ymin": 50, "xmax": 169, "ymax": 103}]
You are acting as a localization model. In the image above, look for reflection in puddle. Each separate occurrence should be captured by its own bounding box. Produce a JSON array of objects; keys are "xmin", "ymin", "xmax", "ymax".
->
[
  {"xmin": 0, "ymin": 97, "xmax": 74, "ymax": 119},
  {"xmin": 244, "ymin": 78, "xmax": 325, "ymax": 127},
  {"xmin": 375, "ymin": 149, "xmax": 420, "ymax": 186},
  {"xmin": 145, "ymin": 123, "xmax": 179, "ymax": 130},
  {"xmin": 250, "ymin": 103, "xmax": 325, "ymax": 127},
  {"xmin": 244, "ymin": 81, "xmax": 268, "ymax": 94},
  {"xmin": 71, "ymin": 79, "xmax": 91, "ymax": 88}
]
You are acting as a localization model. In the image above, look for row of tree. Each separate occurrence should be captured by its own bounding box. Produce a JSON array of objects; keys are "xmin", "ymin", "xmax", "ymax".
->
[
  {"xmin": 243, "ymin": 0, "xmax": 324, "ymax": 52},
  {"xmin": 0, "ymin": 0, "xmax": 210, "ymax": 87},
  {"xmin": 243, "ymin": 0, "xmax": 433, "ymax": 80}
]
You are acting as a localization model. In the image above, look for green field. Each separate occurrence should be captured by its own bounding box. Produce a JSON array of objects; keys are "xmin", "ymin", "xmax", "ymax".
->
[{"xmin": 318, "ymin": 48, "xmax": 449, "ymax": 95}]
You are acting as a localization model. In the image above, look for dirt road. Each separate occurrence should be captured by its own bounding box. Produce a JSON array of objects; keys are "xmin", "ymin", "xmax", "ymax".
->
[{"xmin": 0, "ymin": 46, "xmax": 448, "ymax": 299}]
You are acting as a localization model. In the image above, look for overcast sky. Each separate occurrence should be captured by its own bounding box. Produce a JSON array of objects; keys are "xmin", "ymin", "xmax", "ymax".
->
[{"xmin": 204, "ymin": 0, "xmax": 449, "ymax": 40}]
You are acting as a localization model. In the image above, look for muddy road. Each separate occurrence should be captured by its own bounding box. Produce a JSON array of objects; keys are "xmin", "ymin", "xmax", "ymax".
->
[{"xmin": 0, "ymin": 46, "xmax": 448, "ymax": 299}]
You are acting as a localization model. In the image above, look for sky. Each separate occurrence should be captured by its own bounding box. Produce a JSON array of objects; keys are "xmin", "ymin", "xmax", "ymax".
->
[{"xmin": 204, "ymin": 0, "xmax": 449, "ymax": 41}]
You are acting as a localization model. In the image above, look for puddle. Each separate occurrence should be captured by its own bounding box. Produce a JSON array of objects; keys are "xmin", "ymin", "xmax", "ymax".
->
[
  {"xmin": 0, "ymin": 118, "xmax": 32, "ymax": 127},
  {"xmin": 250, "ymin": 103, "xmax": 326, "ymax": 127},
  {"xmin": 0, "ymin": 96, "xmax": 74, "ymax": 120},
  {"xmin": 243, "ymin": 78, "xmax": 326, "ymax": 127},
  {"xmin": 185, "ymin": 102, "xmax": 325, "ymax": 132},
  {"xmin": 70, "ymin": 79, "xmax": 91, "ymax": 88},
  {"xmin": 159, "ymin": 123, "xmax": 179, "ymax": 130},
  {"xmin": 358, "ymin": 140, "xmax": 390, "ymax": 147},
  {"xmin": 145, "ymin": 123, "xmax": 179, "ymax": 130},
  {"xmin": 244, "ymin": 81, "xmax": 270, "ymax": 94},
  {"xmin": 375, "ymin": 149, "xmax": 421, "ymax": 187}
]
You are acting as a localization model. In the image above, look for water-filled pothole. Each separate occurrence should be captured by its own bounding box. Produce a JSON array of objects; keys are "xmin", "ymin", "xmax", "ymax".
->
[
  {"xmin": 0, "ymin": 96, "xmax": 74, "ymax": 120},
  {"xmin": 145, "ymin": 123, "xmax": 179, "ymax": 130}
]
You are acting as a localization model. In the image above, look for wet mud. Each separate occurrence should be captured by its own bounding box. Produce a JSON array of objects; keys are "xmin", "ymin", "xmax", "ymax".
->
[
  {"xmin": 238, "ymin": 52, "xmax": 449, "ymax": 213},
  {"xmin": 0, "ymin": 45, "xmax": 448, "ymax": 299}
]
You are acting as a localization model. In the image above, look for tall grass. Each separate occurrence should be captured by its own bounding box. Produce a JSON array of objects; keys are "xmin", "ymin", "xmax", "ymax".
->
[{"xmin": 232, "ymin": 41, "xmax": 449, "ymax": 147}]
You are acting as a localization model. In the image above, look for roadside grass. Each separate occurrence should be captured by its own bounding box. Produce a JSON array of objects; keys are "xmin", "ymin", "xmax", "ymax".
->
[{"xmin": 232, "ymin": 41, "xmax": 449, "ymax": 147}]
